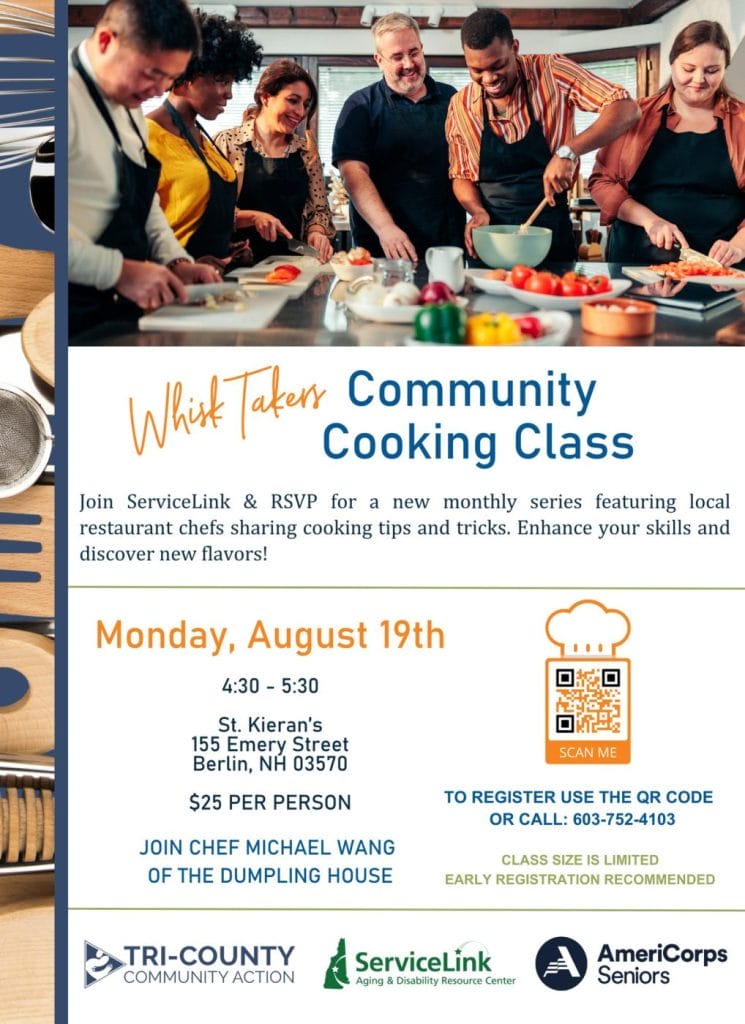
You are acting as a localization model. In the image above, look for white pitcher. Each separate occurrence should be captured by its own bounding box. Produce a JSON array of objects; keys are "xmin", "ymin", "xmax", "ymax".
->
[{"xmin": 425, "ymin": 246, "xmax": 465, "ymax": 293}]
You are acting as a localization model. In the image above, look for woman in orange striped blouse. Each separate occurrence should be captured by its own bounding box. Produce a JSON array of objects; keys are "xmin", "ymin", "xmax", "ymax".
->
[{"xmin": 446, "ymin": 9, "xmax": 639, "ymax": 260}]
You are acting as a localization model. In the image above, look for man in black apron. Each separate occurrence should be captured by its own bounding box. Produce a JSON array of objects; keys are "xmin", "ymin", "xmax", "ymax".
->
[
  {"xmin": 332, "ymin": 12, "xmax": 465, "ymax": 262},
  {"xmin": 448, "ymin": 9, "xmax": 640, "ymax": 262},
  {"xmin": 69, "ymin": 0, "xmax": 221, "ymax": 339}
]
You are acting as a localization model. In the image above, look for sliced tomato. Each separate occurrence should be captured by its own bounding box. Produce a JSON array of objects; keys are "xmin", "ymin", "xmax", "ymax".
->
[
  {"xmin": 509, "ymin": 264, "xmax": 536, "ymax": 289},
  {"xmin": 265, "ymin": 264, "xmax": 302, "ymax": 283},
  {"xmin": 523, "ymin": 272, "xmax": 562, "ymax": 296},
  {"xmin": 586, "ymin": 274, "xmax": 611, "ymax": 294},
  {"xmin": 348, "ymin": 256, "xmax": 372, "ymax": 266}
]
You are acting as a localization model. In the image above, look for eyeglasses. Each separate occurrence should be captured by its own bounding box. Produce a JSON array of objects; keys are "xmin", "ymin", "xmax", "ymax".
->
[{"xmin": 378, "ymin": 46, "xmax": 423, "ymax": 65}]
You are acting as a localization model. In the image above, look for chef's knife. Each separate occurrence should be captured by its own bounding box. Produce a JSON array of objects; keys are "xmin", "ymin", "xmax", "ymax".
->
[
  {"xmin": 676, "ymin": 245, "xmax": 724, "ymax": 268},
  {"xmin": 286, "ymin": 237, "xmax": 320, "ymax": 259}
]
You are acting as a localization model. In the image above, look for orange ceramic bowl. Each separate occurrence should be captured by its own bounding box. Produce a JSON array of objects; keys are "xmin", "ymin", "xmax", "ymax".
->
[{"xmin": 581, "ymin": 297, "xmax": 656, "ymax": 338}]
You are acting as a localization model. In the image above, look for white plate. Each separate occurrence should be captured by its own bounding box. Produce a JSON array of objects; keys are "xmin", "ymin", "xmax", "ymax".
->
[
  {"xmin": 501, "ymin": 278, "xmax": 632, "ymax": 310},
  {"xmin": 404, "ymin": 310, "xmax": 572, "ymax": 346},
  {"xmin": 347, "ymin": 295, "xmax": 468, "ymax": 324},
  {"xmin": 228, "ymin": 254, "xmax": 323, "ymax": 297},
  {"xmin": 465, "ymin": 268, "xmax": 511, "ymax": 295},
  {"xmin": 138, "ymin": 283, "xmax": 288, "ymax": 331}
]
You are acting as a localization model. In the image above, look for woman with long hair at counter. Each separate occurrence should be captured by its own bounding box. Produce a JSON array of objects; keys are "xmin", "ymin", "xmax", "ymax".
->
[
  {"xmin": 216, "ymin": 59, "xmax": 335, "ymax": 263},
  {"xmin": 590, "ymin": 20, "xmax": 745, "ymax": 267},
  {"xmin": 146, "ymin": 13, "xmax": 262, "ymax": 268}
]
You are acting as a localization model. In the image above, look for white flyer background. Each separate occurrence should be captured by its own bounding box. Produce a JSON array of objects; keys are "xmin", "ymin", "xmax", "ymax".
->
[{"xmin": 68, "ymin": 346, "xmax": 745, "ymax": 1020}]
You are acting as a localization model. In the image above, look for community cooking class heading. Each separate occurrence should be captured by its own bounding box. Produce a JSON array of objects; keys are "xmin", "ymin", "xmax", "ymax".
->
[{"xmin": 127, "ymin": 364, "xmax": 635, "ymax": 467}]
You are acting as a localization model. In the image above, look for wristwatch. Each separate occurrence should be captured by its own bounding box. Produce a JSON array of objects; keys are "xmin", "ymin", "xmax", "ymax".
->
[{"xmin": 556, "ymin": 144, "xmax": 579, "ymax": 163}]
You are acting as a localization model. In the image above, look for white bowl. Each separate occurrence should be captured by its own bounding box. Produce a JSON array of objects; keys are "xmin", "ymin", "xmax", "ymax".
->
[
  {"xmin": 331, "ymin": 260, "xmax": 374, "ymax": 282},
  {"xmin": 347, "ymin": 296, "xmax": 468, "ymax": 324},
  {"xmin": 500, "ymin": 279, "xmax": 632, "ymax": 310},
  {"xmin": 465, "ymin": 268, "xmax": 511, "ymax": 296}
]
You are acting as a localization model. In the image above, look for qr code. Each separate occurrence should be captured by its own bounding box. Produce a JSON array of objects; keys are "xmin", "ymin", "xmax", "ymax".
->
[{"xmin": 548, "ymin": 662, "xmax": 629, "ymax": 740}]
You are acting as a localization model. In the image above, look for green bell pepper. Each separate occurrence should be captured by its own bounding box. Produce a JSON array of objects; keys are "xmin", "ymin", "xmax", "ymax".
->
[{"xmin": 413, "ymin": 302, "xmax": 466, "ymax": 344}]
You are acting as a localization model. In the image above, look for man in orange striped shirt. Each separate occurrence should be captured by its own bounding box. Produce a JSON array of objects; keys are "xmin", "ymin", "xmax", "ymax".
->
[{"xmin": 446, "ymin": 9, "xmax": 640, "ymax": 260}]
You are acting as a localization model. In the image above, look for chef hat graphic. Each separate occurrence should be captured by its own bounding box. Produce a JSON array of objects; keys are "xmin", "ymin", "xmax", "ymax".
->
[{"xmin": 546, "ymin": 599, "xmax": 630, "ymax": 657}]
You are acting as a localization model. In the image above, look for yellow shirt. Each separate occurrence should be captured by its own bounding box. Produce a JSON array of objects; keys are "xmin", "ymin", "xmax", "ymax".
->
[{"xmin": 147, "ymin": 119, "xmax": 236, "ymax": 246}]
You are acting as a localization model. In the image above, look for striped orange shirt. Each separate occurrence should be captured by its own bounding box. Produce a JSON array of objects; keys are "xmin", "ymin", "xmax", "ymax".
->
[{"xmin": 446, "ymin": 53, "xmax": 630, "ymax": 181}]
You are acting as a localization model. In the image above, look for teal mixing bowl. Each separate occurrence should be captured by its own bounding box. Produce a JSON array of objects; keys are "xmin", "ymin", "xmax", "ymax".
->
[{"xmin": 472, "ymin": 224, "xmax": 552, "ymax": 269}]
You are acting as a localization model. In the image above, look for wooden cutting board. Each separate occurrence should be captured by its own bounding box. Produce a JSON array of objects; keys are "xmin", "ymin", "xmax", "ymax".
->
[
  {"xmin": 0, "ymin": 895, "xmax": 54, "ymax": 1024},
  {"xmin": 0, "ymin": 246, "xmax": 54, "ymax": 322},
  {"xmin": 0, "ymin": 486, "xmax": 54, "ymax": 618},
  {"xmin": 20, "ymin": 294, "xmax": 54, "ymax": 388},
  {"xmin": 0, "ymin": 628, "xmax": 54, "ymax": 753}
]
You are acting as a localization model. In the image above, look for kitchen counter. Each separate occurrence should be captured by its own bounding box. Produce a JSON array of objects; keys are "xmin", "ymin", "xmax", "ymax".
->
[{"xmin": 70, "ymin": 262, "xmax": 745, "ymax": 348}]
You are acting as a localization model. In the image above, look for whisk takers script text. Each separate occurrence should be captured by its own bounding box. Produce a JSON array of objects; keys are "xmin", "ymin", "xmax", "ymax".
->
[{"xmin": 129, "ymin": 366, "xmax": 327, "ymax": 454}]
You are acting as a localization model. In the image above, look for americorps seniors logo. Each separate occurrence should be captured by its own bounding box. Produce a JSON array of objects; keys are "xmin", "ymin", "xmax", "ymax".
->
[{"xmin": 535, "ymin": 936, "xmax": 588, "ymax": 990}]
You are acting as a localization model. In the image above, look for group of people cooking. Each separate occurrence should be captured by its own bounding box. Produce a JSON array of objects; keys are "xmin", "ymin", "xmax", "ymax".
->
[{"xmin": 68, "ymin": 0, "xmax": 745, "ymax": 338}]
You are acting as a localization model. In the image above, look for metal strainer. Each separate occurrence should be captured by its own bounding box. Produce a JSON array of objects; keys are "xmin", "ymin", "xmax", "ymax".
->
[{"xmin": 0, "ymin": 383, "xmax": 52, "ymax": 499}]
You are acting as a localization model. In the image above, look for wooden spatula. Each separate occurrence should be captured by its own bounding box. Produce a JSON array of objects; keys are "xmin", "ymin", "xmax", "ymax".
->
[
  {"xmin": 518, "ymin": 197, "xmax": 548, "ymax": 234},
  {"xmin": 0, "ymin": 245, "xmax": 53, "ymax": 321},
  {"xmin": 0, "ymin": 628, "xmax": 54, "ymax": 753},
  {"xmin": 0, "ymin": 486, "xmax": 54, "ymax": 618}
]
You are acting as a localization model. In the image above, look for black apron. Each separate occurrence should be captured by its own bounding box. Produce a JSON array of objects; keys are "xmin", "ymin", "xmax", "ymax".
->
[
  {"xmin": 236, "ymin": 143, "xmax": 307, "ymax": 262},
  {"xmin": 607, "ymin": 106, "xmax": 745, "ymax": 263},
  {"xmin": 477, "ymin": 82, "xmax": 576, "ymax": 262},
  {"xmin": 69, "ymin": 47, "xmax": 163, "ymax": 337},
  {"xmin": 351, "ymin": 87, "xmax": 465, "ymax": 259},
  {"xmin": 163, "ymin": 99, "xmax": 237, "ymax": 260}
]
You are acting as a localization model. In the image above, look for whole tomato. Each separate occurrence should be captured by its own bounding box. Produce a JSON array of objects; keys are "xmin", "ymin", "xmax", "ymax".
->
[
  {"xmin": 509, "ymin": 264, "xmax": 536, "ymax": 289},
  {"xmin": 514, "ymin": 315, "xmax": 544, "ymax": 339},
  {"xmin": 524, "ymin": 272, "xmax": 562, "ymax": 296},
  {"xmin": 561, "ymin": 278, "xmax": 591, "ymax": 297},
  {"xmin": 587, "ymin": 274, "xmax": 611, "ymax": 294}
]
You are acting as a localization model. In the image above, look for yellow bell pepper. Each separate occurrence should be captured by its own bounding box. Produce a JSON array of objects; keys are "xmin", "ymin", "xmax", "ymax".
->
[{"xmin": 466, "ymin": 312, "xmax": 523, "ymax": 346}]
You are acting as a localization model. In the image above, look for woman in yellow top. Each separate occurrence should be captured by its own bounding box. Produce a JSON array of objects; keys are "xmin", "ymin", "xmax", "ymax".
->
[{"xmin": 147, "ymin": 13, "xmax": 262, "ymax": 268}]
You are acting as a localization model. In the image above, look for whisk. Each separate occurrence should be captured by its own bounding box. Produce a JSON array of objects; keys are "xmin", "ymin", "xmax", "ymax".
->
[
  {"xmin": 0, "ymin": 1, "xmax": 54, "ymax": 37},
  {"xmin": 0, "ymin": 60, "xmax": 54, "ymax": 169},
  {"xmin": 0, "ymin": 55, "xmax": 53, "ymax": 95}
]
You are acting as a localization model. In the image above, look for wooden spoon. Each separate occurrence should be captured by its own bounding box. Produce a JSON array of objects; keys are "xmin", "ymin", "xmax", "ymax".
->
[
  {"xmin": 0, "ymin": 245, "xmax": 53, "ymax": 321},
  {"xmin": 518, "ymin": 197, "xmax": 549, "ymax": 234}
]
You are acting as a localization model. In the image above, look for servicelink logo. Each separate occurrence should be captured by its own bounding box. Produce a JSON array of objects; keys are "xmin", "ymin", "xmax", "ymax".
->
[
  {"xmin": 324, "ymin": 937, "xmax": 511, "ymax": 990},
  {"xmin": 324, "ymin": 938, "xmax": 350, "ymax": 989},
  {"xmin": 535, "ymin": 936, "xmax": 588, "ymax": 990},
  {"xmin": 84, "ymin": 942, "xmax": 125, "ymax": 988}
]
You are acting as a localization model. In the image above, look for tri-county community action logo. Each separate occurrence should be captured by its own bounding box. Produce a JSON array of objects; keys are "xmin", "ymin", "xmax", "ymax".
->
[{"xmin": 84, "ymin": 942, "xmax": 126, "ymax": 988}]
